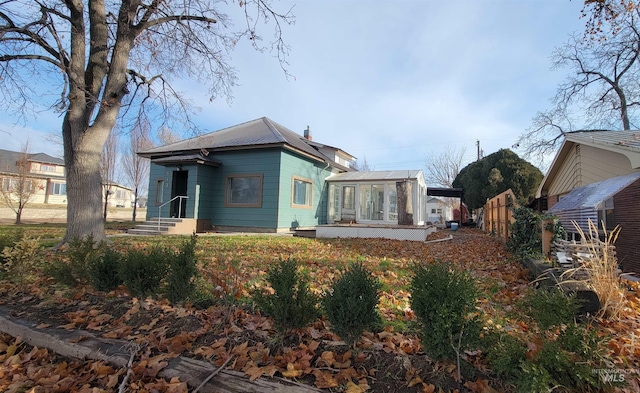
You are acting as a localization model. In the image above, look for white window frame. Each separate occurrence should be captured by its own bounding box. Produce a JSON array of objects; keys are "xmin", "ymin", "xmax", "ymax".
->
[{"xmin": 291, "ymin": 176, "xmax": 313, "ymax": 208}]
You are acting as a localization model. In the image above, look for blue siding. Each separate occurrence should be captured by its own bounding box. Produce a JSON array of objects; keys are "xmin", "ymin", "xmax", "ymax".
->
[
  {"xmin": 277, "ymin": 150, "xmax": 333, "ymax": 228},
  {"xmin": 209, "ymin": 149, "xmax": 281, "ymax": 229},
  {"xmin": 146, "ymin": 163, "xmax": 173, "ymax": 219},
  {"xmin": 148, "ymin": 147, "xmax": 335, "ymax": 230}
]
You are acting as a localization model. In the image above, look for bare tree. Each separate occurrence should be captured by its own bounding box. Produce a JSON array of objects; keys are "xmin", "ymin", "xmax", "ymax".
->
[
  {"xmin": 0, "ymin": 0, "xmax": 293, "ymax": 243},
  {"xmin": 424, "ymin": 146, "xmax": 466, "ymax": 188},
  {"xmin": 517, "ymin": 10, "xmax": 640, "ymax": 159},
  {"xmin": 0, "ymin": 142, "xmax": 39, "ymax": 224},
  {"xmin": 122, "ymin": 120, "xmax": 152, "ymax": 221},
  {"xmin": 101, "ymin": 130, "xmax": 118, "ymax": 221},
  {"xmin": 157, "ymin": 127, "xmax": 181, "ymax": 146},
  {"xmin": 351, "ymin": 155, "xmax": 374, "ymax": 171}
]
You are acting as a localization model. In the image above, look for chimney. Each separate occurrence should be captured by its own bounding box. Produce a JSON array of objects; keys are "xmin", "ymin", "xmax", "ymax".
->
[{"xmin": 304, "ymin": 125, "xmax": 312, "ymax": 141}]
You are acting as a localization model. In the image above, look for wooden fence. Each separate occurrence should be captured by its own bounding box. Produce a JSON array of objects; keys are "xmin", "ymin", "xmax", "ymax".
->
[{"xmin": 483, "ymin": 189, "xmax": 517, "ymax": 242}]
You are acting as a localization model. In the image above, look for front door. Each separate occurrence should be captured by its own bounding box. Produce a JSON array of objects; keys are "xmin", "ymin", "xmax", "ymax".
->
[{"xmin": 171, "ymin": 170, "xmax": 188, "ymax": 218}]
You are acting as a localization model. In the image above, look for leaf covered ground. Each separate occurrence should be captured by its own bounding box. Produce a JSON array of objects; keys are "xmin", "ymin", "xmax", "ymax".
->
[{"xmin": 0, "ymin": 227, "xmax": 639, "ymax": 392}]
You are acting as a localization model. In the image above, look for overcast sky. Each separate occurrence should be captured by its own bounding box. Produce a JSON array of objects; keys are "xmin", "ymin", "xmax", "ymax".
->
[{"xmin": 1, "ymin": 0, "xmax": 586, "ymax": 173}]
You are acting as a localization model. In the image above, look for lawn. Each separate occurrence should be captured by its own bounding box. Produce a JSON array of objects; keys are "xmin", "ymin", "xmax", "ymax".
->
[{"xmin": 0, "ymin": 226, "xmax": 638, "ymax": 392}]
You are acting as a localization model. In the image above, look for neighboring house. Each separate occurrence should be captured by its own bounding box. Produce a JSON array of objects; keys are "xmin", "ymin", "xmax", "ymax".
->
[
  {"xmin": 138, "ymin": 117, "xmax": 432, "ymax": 233},
  {"xmin": 425, "ymin": 197, "xmax": 452, "ymax": 224},
  {"xmin": 102, "ymin": 182, "xmax": 134, "ymax": 208},
  {"xmin": 536, "ymin": 130, "xmax": 640, "ymax": 275},
  {"xmin": 0, "ymin": 149, "xmax": 67, "ymax": 204},
  {"xmin": 139, "ymin": 117, "xmax": 355, "ymax": 233},
  {"xmin": 0, "ymin": 148, "xmax": 134, "ymax": 208}
]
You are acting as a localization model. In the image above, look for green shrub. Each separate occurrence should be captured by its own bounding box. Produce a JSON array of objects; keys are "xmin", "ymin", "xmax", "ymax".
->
[
  {"xmin": 484, "ymin": 289, "xmax": 611, "ymax": 392},
  {"xmin": 165, "ymin": 233, "xmax": 199, "ymax": 303},
  {"xmin": 519, "ymin": 288, "xmax": 579, "ymax": 330},
  {"xmin": 1, "ymin": 233, "xmax": 41, "ymax": 285},
  {"xmin": 483, "ymin": 331, "xmax": 527, "ymax": 382},
  {"xmin": 0, "ymin": 229, "xmax": 24, "ymax": 266},
  {"xmin": 67, "ymin": 236, "xmax": 105, "ymax": 284},
  {"xmin": 507, "ymin": 207, "xmax": 545, "ymax": 259},
  {"xmin": 45, "ymin": 260, "xmax": 76, "ymax": 286},
  {"xmin": 323, "ymin": 262, "xmax": 381, "ymax": 345},
  {"xmin": 251, "ymin": 258, "xmax": 320, "ymax": 332},
  {"xmin": 409, "ymin": 261, "xmax": 480, "ymax": 362},
  {"xmin": 88, "ymin": 248, "xmax": 123, "ymax": 292},
  {"xmin": 119, "ymin": 246, "xmax": 168, "ymax": 298}
]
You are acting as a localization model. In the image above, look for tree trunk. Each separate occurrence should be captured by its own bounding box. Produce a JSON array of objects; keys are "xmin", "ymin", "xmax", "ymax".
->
[
  {"xmin": 63, "ymin": 119, "xmax": 109, "ymax": 244},
  {"xmin": 103, "ymin": 189, "xmax": 109, "ymax": 221},
  {"xmin": 132, "ymin": 187, "xmax": 138, "ymax": 221},
  {"xmin": 396, "ymin": 181, "xmax": 413, "ymax": 226},
  {"xmin": 15, "ymin": 209, "xmax": 21, "ymax": 225}
]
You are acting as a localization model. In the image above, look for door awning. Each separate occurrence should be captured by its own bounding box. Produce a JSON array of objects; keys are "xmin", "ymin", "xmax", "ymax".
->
[{"xmin": 152, "ymin": 153, "xmax": 222, "ymax": 167}]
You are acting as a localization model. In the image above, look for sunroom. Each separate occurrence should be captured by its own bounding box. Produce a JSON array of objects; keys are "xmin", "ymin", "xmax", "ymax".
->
[{"xmin": 324, "ymin": 170, "xmax": 428, "ymax": 226}]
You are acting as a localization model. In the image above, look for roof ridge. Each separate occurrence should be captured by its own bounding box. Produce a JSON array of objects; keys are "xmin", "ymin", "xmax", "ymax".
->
[{"xmin": 261, "ymin": 117, "xmax": 288, "ymax": 143}]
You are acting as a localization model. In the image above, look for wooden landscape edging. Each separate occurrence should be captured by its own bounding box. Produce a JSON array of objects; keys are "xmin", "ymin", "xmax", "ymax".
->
[{"xmin": 0, "ymin": 310, "xmax": 321, "ymax": 393}]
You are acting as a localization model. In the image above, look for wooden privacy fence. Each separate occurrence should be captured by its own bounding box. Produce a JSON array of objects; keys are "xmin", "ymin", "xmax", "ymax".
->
[{"xmin": 483, "ymin": 189, "xmax": 517, "ymax": 242}]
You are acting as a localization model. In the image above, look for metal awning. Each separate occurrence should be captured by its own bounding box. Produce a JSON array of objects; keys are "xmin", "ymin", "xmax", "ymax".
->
[
  {"xmin": 152, "ymin": 153, "xmax": 222, "ymax": 167},
  {"xmin": 427, "ymin": 187, "xmax": 464, "ymax": 199},
  {"xmin": 548, "ymin": 172, "xmax": 640, "ymax": 232}
]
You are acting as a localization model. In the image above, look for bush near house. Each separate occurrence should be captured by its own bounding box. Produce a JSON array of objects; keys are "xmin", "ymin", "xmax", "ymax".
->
[{"xmin": 0, "ymin": 227, "xmax": 637, "ymax": 392}]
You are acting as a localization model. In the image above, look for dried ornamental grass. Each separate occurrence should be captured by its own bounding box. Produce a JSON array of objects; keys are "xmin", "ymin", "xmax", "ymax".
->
[{"xmin": 561, "ymin": 219, "xmax": 627, "ymax": 319}]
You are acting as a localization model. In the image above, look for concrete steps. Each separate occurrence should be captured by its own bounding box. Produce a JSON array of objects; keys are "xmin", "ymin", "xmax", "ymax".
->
[{"xmin": 127, "ymin": 217, "xmax": 188, "ymax": 236}]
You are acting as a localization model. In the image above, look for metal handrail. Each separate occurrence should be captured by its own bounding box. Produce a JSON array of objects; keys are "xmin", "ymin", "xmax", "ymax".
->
[{"xmin": 157, "ymin": 195, "xmax": 188, "ymax": 230}]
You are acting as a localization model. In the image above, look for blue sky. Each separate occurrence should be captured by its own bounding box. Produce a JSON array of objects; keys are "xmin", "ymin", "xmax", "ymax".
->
[{"xmin": 1, "ymin": 0, "xmax": 586, "ymax": 173}]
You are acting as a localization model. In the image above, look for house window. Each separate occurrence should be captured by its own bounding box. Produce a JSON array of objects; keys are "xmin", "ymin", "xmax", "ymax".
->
[
  {"xmin": 225, "ymin": 174, "xmax": 263, "ymax": 207},
  {"xmin": 116, "ymin": 189, "xmax": 127, "ymax": 199},
  {"xmin": 40, "ymin": 164, "xmax": 56, "ymax": 172},
  {"xmin": 1, "ymin": 178, "xmax": 12, "ymax": 192},
  {"xmin": 437, "ymin": 208, "xmax": 443, "ymax": 214},
  {"xmin": 155, "ymin": 180, "xmax": 164, "ymax": 204},
  {"xmin": 50, "ymin": 182, "xmax": 66, "ymax": 195},
  {"xmin": 598, "ymin": 197, "xmax": 615, "ymax": 231},
  {"xmin": 431, "ymin": 208, "xmax": 436, "ymax": 214},
  {"xmin": 292, "ymin": 176, "xmax": 312, "ymax": 207}
]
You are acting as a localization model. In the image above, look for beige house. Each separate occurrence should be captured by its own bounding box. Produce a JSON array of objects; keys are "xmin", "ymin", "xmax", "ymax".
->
[
  {"xmin": 0, "ymin": 148, "xmax": 133, "ymax": 207},
  {"xmin": 0, "ymin": 149, "xmax": 67, "ymax": 204},
  {"xmin": 537, "ymin": 130, "xmax": 640, "ymax": 205},
  {"xmin": 536, "ymin": 130, "xmax": 640, "ymax": 275}
]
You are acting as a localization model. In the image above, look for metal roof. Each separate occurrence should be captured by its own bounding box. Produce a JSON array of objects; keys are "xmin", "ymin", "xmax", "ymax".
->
[
  {"xmin": 548, "ymin": 172, "xmax": 640, "ymax": 232},
  {"xmin": 427, "ymin": 187, "xmax": 464, "ymax": 198},
  {"xmin": 566, "ymin": 130, "xmax": 640, "ymax": 153},
  {"xmin": 139, "ymin": 117, "xmax": 352, "ymax": 171},
  {"xmin": 325, "ymin": 170, "xmax": 423, "ymax": 182},
  {"xmin": 549, "ymin": 172, "xmax": 640, "ymax": 213}
]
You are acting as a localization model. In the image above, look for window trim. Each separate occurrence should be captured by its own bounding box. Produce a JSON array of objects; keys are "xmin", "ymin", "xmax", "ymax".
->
[
  {"xmin": 155, "ymin": 179, "xmax": 164, "ymax": 205},
  {"xmin": 224, "ymin": 174, "xmax": 263, "ymax": 208},
  {"xmin": 50, "ymin": 181, "xmax": 66, "ymax": 195},
  {"xmin": 291, "ymin": 176, "xmax": 313, "ymax": 208}
]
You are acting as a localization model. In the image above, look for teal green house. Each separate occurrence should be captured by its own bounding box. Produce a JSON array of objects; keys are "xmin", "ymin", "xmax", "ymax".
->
[{"xmin": 138, "ymin": 117, "xmax": 354, "ymax": 233}]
